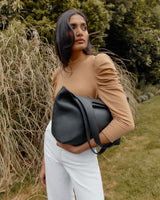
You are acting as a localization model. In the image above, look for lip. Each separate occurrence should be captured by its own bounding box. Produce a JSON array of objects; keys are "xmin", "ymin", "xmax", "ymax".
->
[{"xmin": 76, "ymin": 39, "xmax": 85, "ymax": 43}]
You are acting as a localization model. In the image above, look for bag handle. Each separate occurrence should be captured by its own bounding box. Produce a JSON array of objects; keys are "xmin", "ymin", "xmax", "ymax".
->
[{"xmin": 73, "ymin": 95, "xmax": 108, "ymax": 155}]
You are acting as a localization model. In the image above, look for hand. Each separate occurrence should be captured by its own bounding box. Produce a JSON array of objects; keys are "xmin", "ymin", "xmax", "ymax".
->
[
  {"xmin": 56, "ymin": 141, "xmax": 83, "ymax": 154},
  {"xmin": 56, "ymin": 133, "xmax": 110, "ymax": 154},
  {"xmin": 39, "ymin": 158, "xmax": 46, "ymax": 188}
]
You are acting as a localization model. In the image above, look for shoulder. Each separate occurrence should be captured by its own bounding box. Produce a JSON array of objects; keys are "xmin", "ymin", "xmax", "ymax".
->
[
  {"xmin": 95, "ymin": 53, "xmax": 111, "ymax": 61},
  {"xmin": 94, "ymin": 53, "xmax": 116, "ymax": 72}
]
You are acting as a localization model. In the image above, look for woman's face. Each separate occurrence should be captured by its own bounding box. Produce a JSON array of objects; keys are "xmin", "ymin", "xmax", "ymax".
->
[{"xmin": 69, "ymin": 14, "xmax": 89, "ymax": 52}]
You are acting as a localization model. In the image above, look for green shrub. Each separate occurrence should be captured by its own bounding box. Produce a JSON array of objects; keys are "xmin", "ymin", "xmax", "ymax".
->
[{"xmin": 142, "ymin": 84, "xmax": 159, "ymax": 96}]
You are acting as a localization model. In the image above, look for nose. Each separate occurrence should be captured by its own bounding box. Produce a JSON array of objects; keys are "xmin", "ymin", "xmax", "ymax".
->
[{"xmin": 76, "ymin": 27, "xmax": 83, "ymax": 36}]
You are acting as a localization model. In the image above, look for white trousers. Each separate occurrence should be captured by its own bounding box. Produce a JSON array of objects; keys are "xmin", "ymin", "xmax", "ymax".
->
[{"xmin": 44, "ymin": 121, "xmax": 104, "ymax": 200}]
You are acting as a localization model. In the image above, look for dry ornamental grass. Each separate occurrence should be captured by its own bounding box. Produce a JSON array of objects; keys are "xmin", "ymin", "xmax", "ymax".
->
[
  {"xmin": 0, "ymin": 20, "xmax": 56, "ymax": 193},
  {"xmin": 0, "ymin": 20, "xmax": 137, "ymax": 196}
]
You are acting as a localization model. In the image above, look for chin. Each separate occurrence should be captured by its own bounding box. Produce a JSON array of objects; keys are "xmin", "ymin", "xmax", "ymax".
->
[{"xmin": 72, "ymin": 45, "xmax": 87, "ymax": 52}]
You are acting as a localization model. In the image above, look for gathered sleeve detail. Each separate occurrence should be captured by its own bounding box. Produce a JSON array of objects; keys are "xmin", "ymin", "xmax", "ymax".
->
[{"xmin": 94, "ymin": 53, "xmax": 135, "ymax": 142}]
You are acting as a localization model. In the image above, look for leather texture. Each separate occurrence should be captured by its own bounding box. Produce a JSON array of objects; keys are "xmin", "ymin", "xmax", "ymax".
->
[{"xmin": 51, "ymin": 86, "xmax": 120, "ymax": 154}]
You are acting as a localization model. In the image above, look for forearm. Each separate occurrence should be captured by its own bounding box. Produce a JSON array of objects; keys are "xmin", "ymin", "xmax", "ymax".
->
[
  {"xmin": 56, "ymin": 132, "xmax": 111, "ymax": 154},
  {"xmin": 42, "ymin": 156, "xmax": 45, "ymax": 167},
  {"xmin": 39, "ymin": 156, "xmax": 46, "ymax": 187},
  {"xmin": 79, "ymin": 131, "xmax": 110, "ymax": 152}
]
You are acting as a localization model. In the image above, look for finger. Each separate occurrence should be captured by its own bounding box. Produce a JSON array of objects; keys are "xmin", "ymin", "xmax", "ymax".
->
[
  {"xmin": 42, "ymin": 179, "xmax": 46, "ymax": 188},
  {"xmin": 56, "ymin": 141, "xmax": 61, "ymax": 146},
  {"xmin": 40, "ymin": 175, "xmax": 46, "ymax": 188},
  {"xmin": 56, "ymin": 142, "xmax": 64, "ymax": 147}
]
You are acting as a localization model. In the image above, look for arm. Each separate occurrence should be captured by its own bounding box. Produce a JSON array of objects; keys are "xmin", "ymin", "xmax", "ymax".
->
[
  {"xmin": 94, "ymin": 53, "xmax": 135, "ymax": 142},
  {"xmin": 56, "ymin": 131, "xmax": 110, "ymax": 154},
  {"xmin": 39, "ymin": 157, "xmax": 46, "ymax": 187}
]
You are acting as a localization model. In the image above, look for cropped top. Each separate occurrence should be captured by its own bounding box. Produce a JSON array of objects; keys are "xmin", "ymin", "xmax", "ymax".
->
[{"xmin": 52, "ymin": 53, "xmax": 135, "ymax": 143}]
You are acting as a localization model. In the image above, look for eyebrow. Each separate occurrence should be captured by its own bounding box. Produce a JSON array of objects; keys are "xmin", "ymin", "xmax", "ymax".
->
[{"xmin": 69, "ymin": 22, "xmax": 87, "ymax": 26}]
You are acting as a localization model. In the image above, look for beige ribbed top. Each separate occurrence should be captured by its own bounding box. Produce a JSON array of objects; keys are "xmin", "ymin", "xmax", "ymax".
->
[{"xmin": 52, "ymin": 53, "xmax": 134, "ymax": 143}]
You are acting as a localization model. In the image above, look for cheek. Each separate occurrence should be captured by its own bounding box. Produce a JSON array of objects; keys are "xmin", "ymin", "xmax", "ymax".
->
[
  {"xmin": 85, "ymin": 34, "xmax": 89, "ymax": 45},
  {"xmin": 85, "ymin": 32, "xmax": 89, "ymax": 40}
]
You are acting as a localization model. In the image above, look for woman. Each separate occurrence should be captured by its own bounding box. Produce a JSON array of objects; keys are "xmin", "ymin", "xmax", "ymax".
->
[{"xmin": 40, "ymin": 9, "xmax": 135, "ymax": 200}]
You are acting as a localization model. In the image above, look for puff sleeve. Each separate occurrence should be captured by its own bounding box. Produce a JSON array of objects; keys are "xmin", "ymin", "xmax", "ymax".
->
[{"xmin": 95, "ymin": 53, "xmax": 135, "ymax": 142}]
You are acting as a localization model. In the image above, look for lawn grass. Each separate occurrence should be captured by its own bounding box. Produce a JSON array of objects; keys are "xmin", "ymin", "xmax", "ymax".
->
[
  {"xmin": 0, "ymin": 95, "xmax": 160, "ymax": 200},
  {"xmin": 100, "ymin": 95, "xmax": 160, "ymax": 200}
]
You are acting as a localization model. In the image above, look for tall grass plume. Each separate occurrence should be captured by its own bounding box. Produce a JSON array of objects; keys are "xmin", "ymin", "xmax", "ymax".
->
[{"xmin": 0, "ymin": 20, "xmax": 56, "ymax": 193}]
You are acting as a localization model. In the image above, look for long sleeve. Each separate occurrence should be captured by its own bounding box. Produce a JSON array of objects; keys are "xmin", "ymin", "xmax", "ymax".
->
[{"xmin": 95, "ymin": 53, "xmax": 135, "ymax": 142}]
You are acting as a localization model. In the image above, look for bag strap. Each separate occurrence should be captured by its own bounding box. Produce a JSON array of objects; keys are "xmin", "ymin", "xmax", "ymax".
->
[{"xmin": 73, "ymin": 95, "xmax": 108, "ymax": 155}]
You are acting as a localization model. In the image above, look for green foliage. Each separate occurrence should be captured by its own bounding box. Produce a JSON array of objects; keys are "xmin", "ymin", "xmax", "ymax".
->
[
  {"xmin": 20, "ymin": 0, "xmax": 55, "ymax": 43},
  {"xmin": 142, "ymin": 84, "xmax": 159, "ymax": 96},
  {"xmin": 81, "ymin": 0, "xmax": 111, "ymax": 47},
  {"xmin": 151, "ymin": 4, "xmax": 160, "ymax": 29},
  {"xmin": 1, "ymin": 0, "xmax": 160, "ymax": 84},
  {"xmin": 0, "ymin": 0, "xmax": 22, "ymax": 30},
  {"xmin": 123, "ymin": 0, "xmax": 160, "ymax": 84},
  {"xmin": 105, "ymin": 0, "xmax": 160, "ymax": 84},
  {"xmin": 19, "ymin": 0, "xmax": 112, "ymax": 46},
  {"xmin": 127, "ymin": 28, "xmax": 160, "ymax": 84},
  {"xmin": 19, "ymin": 0, "xmax": 111, "ymax": 46}
]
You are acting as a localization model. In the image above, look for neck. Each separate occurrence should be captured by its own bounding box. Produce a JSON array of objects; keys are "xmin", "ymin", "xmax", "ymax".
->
[{"xmin": 70, "ymin": 50, "xmax": 85, "ymax": 62}]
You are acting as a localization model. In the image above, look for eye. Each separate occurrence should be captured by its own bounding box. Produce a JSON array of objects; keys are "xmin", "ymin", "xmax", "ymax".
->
[
  {"xmin": 70, "ymin": 24, "xmax": 76, "ymax": 30},
  {"xmin": 81, "ymin": 25, "xmax": 87, "ymax": 31}
]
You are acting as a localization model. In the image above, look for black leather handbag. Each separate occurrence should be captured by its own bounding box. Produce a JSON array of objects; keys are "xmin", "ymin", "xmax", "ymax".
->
[{"xmin": 51, "ymin": 86, "xmax": 120, "ymax": 154}]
